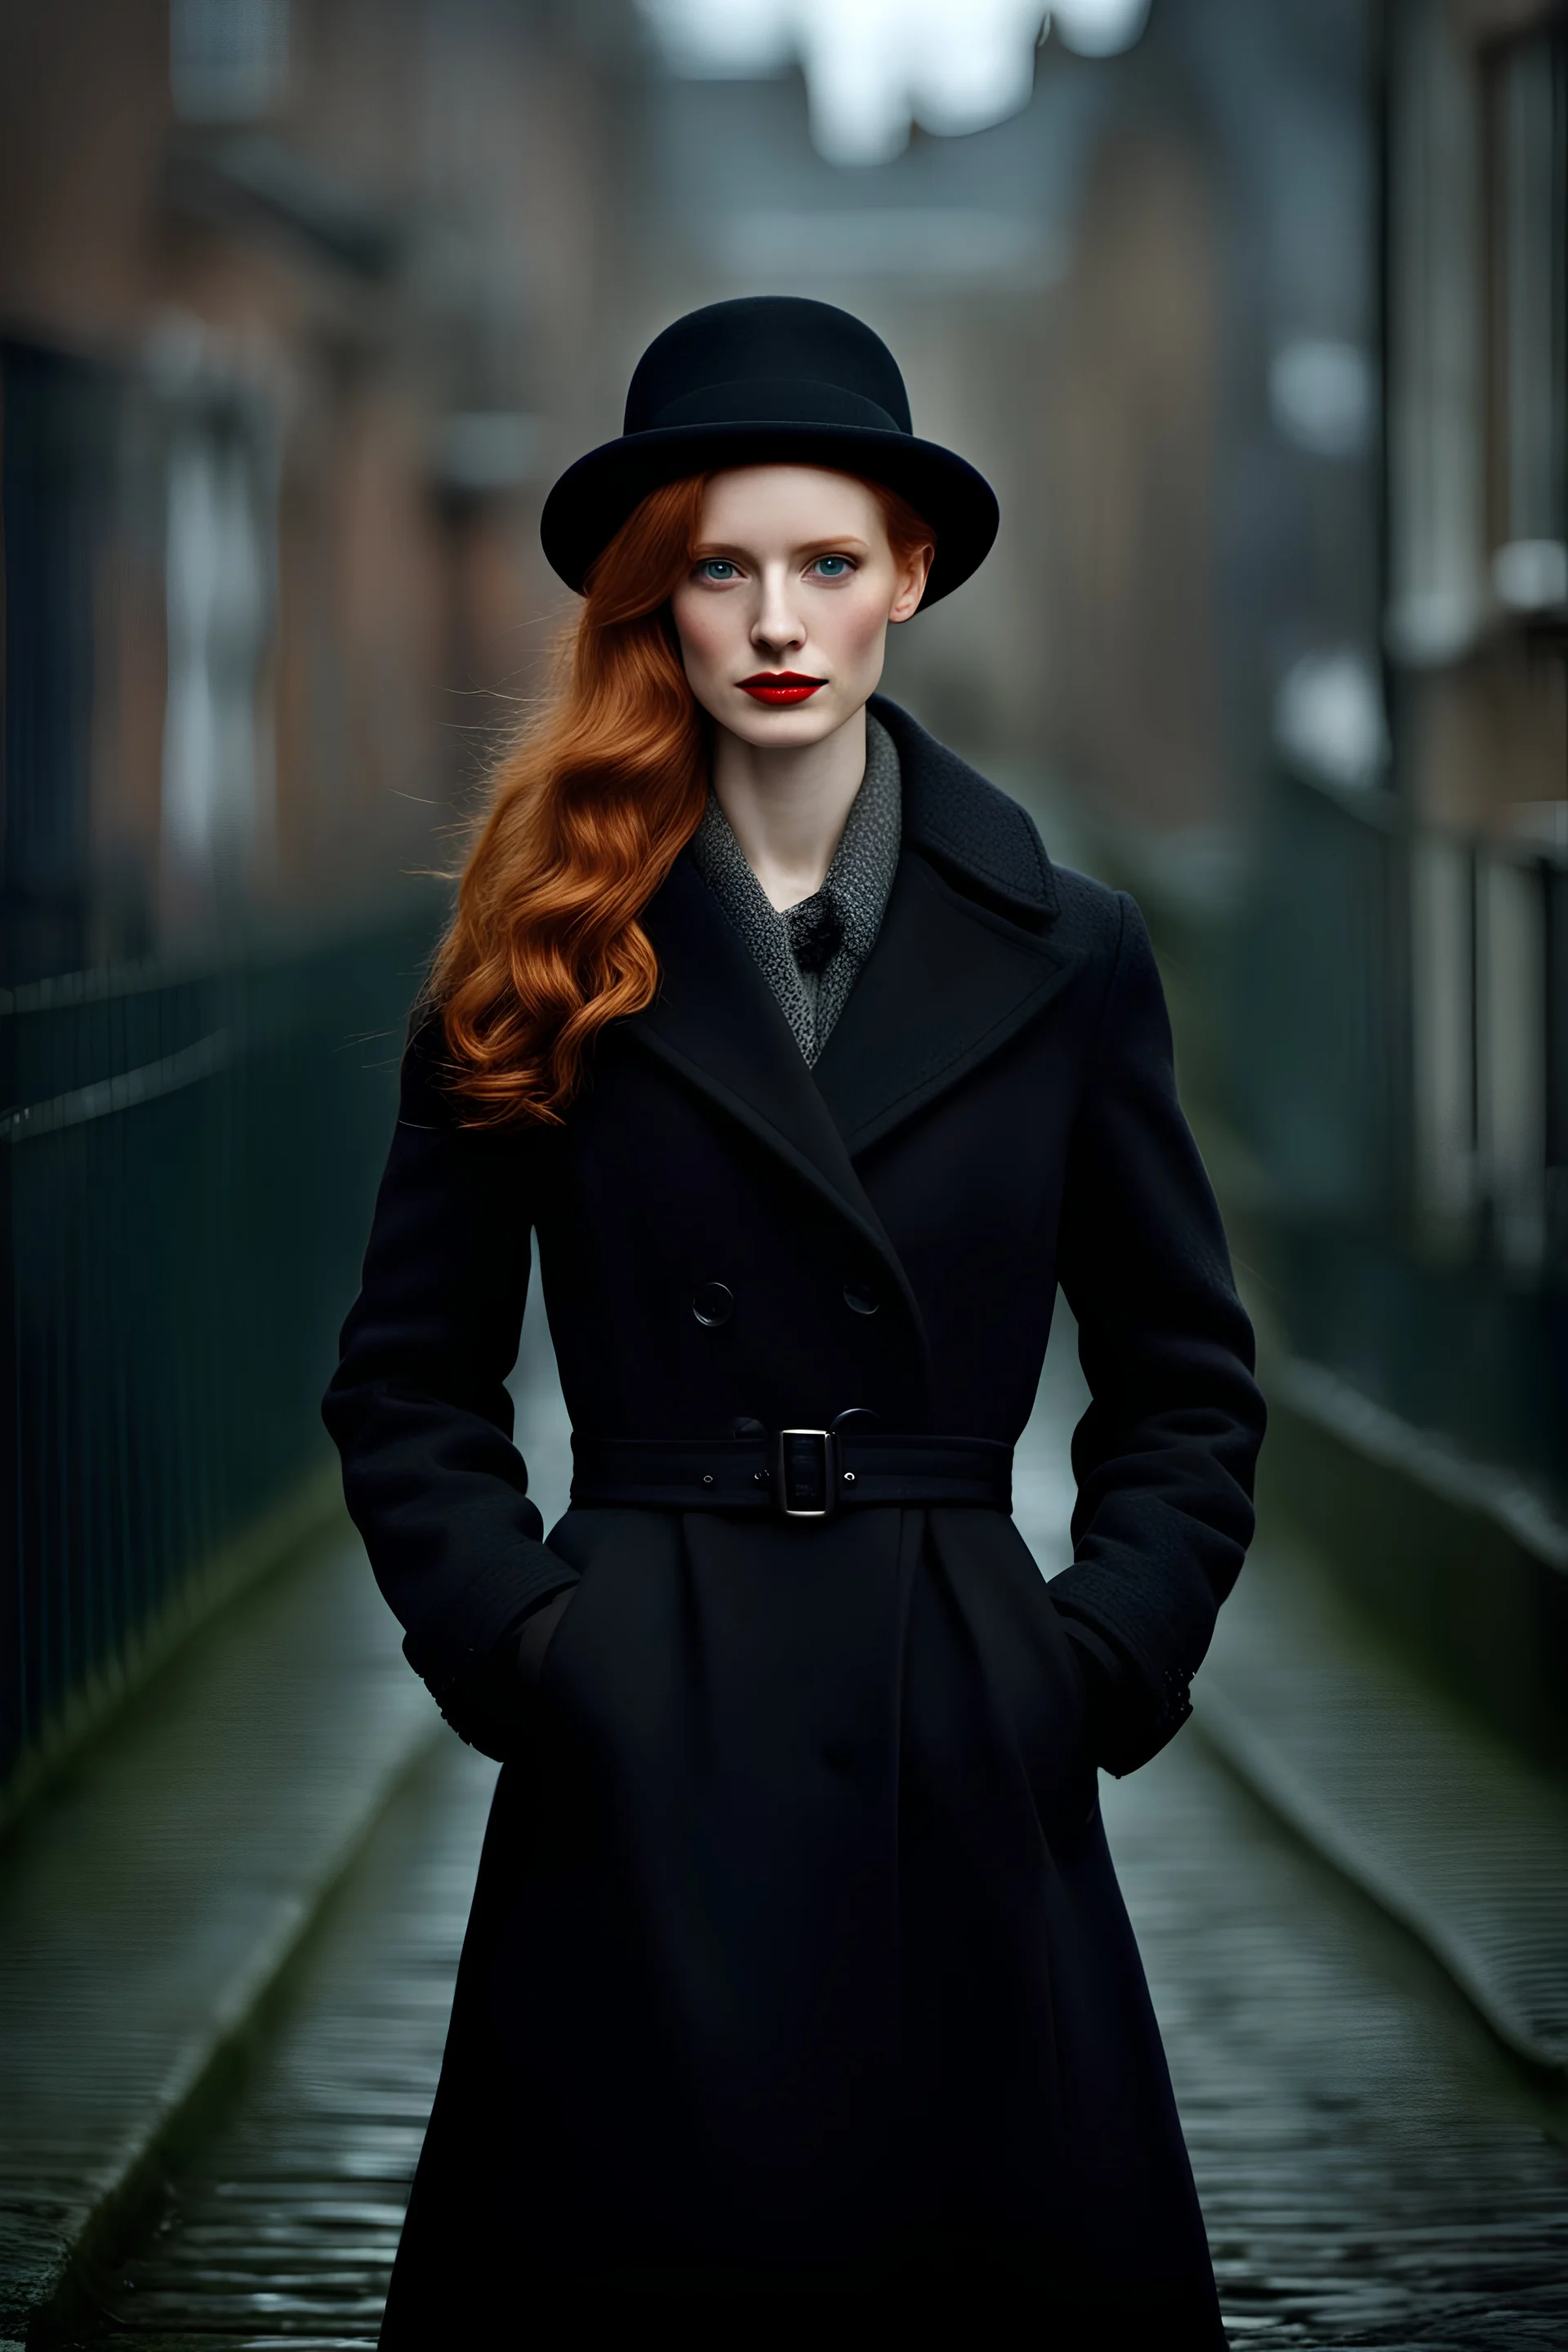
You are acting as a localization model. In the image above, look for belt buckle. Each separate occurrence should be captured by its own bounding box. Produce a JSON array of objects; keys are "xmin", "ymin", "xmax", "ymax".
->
[{"xmin": 775, "ymin": 1428, "xmax": 837, "ymax": 1519}]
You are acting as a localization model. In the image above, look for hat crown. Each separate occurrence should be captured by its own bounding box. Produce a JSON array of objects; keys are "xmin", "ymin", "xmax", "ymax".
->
[{"xmin": 624, "ymin": 296, "xmax": 914, "ymax": 440}]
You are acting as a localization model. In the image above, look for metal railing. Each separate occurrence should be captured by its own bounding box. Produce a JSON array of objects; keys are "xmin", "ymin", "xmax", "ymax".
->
[
  {"xmin": 1231, "ymin": 764, "xmax": 1568, "ymax": 1516},
  {"xmin": 0, "ymin": 892, "xmax": 440, "ymax": 1803}
]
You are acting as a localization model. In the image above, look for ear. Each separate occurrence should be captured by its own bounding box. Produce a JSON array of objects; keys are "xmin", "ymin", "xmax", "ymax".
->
[{"xmin": 889, "ymin": 544, "xmax": 933, "ymax": 626}]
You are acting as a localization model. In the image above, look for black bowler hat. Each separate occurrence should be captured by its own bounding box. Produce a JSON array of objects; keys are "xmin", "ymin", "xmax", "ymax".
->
[{"xmin": 540, "ymin": 296, "xmax": 998, "ymax": 609}]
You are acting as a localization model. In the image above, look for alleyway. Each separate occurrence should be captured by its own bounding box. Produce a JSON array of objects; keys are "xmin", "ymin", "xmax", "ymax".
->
[
  {"xmin": 55, "ymin": 1331, "xmax": 1568, "ymax": 2351},
  {"xmin": 5, "ymin": 7, "xmax": 1566, "ymax": 2347}
]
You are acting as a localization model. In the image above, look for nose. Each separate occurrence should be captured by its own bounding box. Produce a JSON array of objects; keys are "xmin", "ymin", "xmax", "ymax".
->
[{"xmin": 751, "ymin": 564, "xmax": 806, "ymax": 658}]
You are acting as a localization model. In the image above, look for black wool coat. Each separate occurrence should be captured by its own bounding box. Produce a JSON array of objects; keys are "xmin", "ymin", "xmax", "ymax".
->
[{"xmin": 324, "ymin": 695, "xmax": 1265, "ymax": 2340}]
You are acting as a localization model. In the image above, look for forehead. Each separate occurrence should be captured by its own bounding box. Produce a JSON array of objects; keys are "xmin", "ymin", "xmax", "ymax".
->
[{"xmin": 697, "ymin": 465, "xmax": 884, "ymax": 546}]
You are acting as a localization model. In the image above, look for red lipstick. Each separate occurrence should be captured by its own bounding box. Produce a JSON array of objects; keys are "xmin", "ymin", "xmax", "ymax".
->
[{"xmin": 739, "ymin": 672, "xmax": 826, "ymax": 706}]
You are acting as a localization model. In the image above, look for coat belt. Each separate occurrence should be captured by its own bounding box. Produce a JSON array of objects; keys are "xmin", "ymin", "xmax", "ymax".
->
[{"xmin": 570, "ymin": 1429, "xmax": 1013, "ymax": 1521}]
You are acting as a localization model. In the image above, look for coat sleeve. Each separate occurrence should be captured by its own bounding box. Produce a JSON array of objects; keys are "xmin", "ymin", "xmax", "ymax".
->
[
  {"xmin": 321, "ymin": 1015, "xmax": 578, "ymax": 1742},
  {"xmin": 1048, "ymin": 892, "xmax": 1266, "ymax": 1775}
]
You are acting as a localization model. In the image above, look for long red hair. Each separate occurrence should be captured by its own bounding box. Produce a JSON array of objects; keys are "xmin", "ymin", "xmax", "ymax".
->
[{"xmin": 430, "ymin": 470, "xmax": 933, "ymax": 1126}]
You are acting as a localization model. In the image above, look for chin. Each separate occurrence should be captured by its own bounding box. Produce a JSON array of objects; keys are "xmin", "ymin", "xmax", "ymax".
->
[{"xmin": 724, "ymin": 698, "xmax": 848, "ymax": 747}]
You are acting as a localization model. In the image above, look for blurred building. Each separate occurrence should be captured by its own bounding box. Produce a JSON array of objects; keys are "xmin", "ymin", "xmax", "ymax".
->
[
  {"xmin": 1047, "ymin": 0, "xmax": 1566, "ymax": 1761},
  {"xmin": 1223, "ymin": 0, "xmax": 1567, "ymax": 1759},
  {"xmin": 0, "ymin": 0, "xmax": 632, "ymax": 980},
  {"xmin": 0, "ymin": 0, "xmax": 635, "ymax": 1807}
]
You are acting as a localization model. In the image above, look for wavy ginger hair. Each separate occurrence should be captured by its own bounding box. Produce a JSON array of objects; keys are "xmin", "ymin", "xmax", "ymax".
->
[{"xmin": 431, "ymin": 470, "xmax": 934, "ymax": 1126}]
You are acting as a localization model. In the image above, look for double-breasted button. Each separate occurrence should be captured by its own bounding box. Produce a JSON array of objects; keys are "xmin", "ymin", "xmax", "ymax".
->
[
  {"xmin": 692, "ymin": 1281, "xmax": 734, "ymax": 1328},
  {"xmin": 842, "ymin": 1277, "xmax": 880, "ymax": 1316}
]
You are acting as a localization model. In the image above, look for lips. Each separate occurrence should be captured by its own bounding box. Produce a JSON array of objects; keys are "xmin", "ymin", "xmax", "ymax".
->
[{"xmin": 739, "ymin": 673, "xmax": 826, "ymax": 706}]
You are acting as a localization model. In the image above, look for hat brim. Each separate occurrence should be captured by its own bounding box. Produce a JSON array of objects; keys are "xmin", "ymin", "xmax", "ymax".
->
[{"xmin": 540, "ymin": 421, "xmax": 999, "ymax": 609}]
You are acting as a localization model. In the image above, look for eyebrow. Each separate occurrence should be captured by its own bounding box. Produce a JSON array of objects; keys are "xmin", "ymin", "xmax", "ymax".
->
[{"xmin": 691, "ymin": 535, "xmax": 874, "ymax": 560}]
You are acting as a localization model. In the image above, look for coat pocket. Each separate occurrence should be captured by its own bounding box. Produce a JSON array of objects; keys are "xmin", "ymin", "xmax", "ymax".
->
[
  {"xmin": 930, "ymin": 1508, "xmax": 1097, "ymax": 1833},
  {"xmin": 532, "ymin": 1504, "xmax": 684, "ymax": 1738},
  {"xmin": 533, "ymin": 1508, "xmax": 613, "ymax": 1704}
]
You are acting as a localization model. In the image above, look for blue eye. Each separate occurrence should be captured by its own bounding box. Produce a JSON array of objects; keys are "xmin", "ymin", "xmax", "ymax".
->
[
  {"xmin": 812, "ymin": 555, "xmax": 853, "ymax": 578},
  {"xmin": 697, "ymin": 559, "xmax": 738, "ymax": 581}
]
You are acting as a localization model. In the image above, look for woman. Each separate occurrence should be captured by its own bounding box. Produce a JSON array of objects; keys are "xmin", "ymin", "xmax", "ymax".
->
[{"xmin": 325, "ymin": 296, "xmax": 1265, "ymax": 2339}]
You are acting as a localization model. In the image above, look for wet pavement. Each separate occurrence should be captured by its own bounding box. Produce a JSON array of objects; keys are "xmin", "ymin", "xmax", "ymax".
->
[
  {"xmin": 60, "ymin": 1694, "xmax": 1568, "ymax": 2348},
  {"xmin": 1111, "ymin": 1735, "xmax": 1568, "ymax": 2347},
  {"xmin": 63, "ymin": 1736, "xmax": 493, "ymax": 2350}
]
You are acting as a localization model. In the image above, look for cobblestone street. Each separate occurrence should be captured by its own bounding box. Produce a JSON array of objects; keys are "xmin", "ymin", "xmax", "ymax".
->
[{"xmin": 50, "ymin": 1323, "xmax": 1568, "ymax": 2348}]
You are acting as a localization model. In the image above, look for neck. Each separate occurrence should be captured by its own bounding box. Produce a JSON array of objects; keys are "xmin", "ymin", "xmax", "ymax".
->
[{"xmin": 710, "ymin": 706, "xmax": 868, "ymax": 912}]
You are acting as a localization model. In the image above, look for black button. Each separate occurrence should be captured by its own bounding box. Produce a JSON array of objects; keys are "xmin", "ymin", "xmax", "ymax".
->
[
  {"xmin": 842, "ymin": 1278, "xmax": 880, "ymax": 1316},
  {"xmin": 692, "ymin": 1281, "xmax": 734, "ymax": 1328},
  {"xmin": 831, "ymin": 1406, "xmax": 880, "ymax": 1434}
]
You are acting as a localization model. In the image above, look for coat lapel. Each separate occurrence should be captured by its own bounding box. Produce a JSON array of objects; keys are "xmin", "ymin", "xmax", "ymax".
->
[
  {"xmin": 811, "ymin": 849, "xmax": 1085, "ymax": 1156},
  {"xmin": 813, "ymin": 697, "xmax": 1087, "ymax": 1154},
  {"xmin": 625, "ymin": 853, "xmax": 933, "ymax": 1371}
]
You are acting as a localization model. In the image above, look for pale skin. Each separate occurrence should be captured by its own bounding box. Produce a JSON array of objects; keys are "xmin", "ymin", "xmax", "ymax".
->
[{"xmin": 669, "ymin": 466, "xmax": 932, "ymax": 910}]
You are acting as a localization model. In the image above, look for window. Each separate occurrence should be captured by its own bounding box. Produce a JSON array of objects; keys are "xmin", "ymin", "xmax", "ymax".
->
[{"xmin": 161, "ymin": 395, "xmax": 277, "ymax": 885}]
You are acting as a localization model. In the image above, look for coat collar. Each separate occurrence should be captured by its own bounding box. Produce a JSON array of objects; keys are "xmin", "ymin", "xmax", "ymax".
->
[
  {"xmin": 869, "ymin": 693, "xmax": 1060, "ymax": 924},
  {"xmin": 810, "ymin": 845, "xmax": 1083, "ymax": 1156},
  {"xmin": 812, "ymin": 697, "xmax": 1082, "ymax": 1152}
]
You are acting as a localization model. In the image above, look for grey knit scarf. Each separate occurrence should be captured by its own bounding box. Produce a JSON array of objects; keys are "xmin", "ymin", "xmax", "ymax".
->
[{"xmin": 688, "ymin": 712, "xmax": 901, "ymax": 1066}]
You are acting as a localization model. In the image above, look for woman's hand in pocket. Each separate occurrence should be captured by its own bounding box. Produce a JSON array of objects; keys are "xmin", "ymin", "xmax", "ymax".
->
[
  {"xmin": 1059, "ymin": 1619, "xmax": 1124, "ymax": 1771},
  {"xmin": 515, "ymin": 1586, "xmax": 575, "ymax": 1685},
  {"xmin": 434, "ymin": 1585, "xmax": 577, "ymax": 1758}
]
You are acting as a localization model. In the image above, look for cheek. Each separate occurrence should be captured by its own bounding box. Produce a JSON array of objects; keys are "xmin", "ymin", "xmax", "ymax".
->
[
  {"xmin": 817, "ymin": 586, "xmax": 891, "ymax": 669},
  {"xmin": 670, "ymin": 592, "xmax": 735, "ymax": 679}
]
